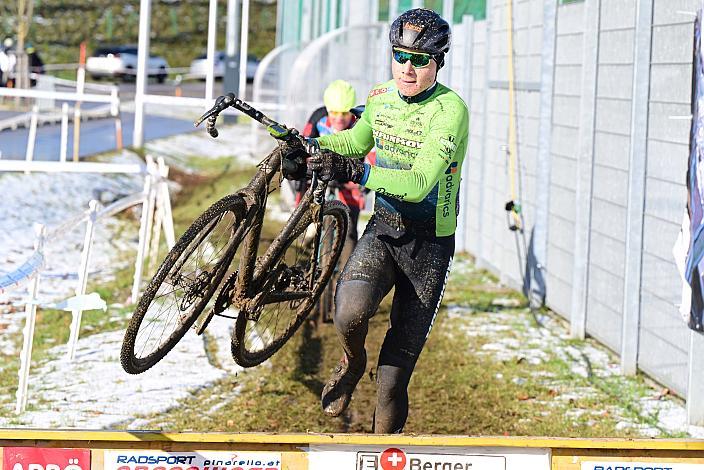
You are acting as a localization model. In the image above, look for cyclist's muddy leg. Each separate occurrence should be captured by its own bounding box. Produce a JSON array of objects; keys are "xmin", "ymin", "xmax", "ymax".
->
[
  {"xmin": 333, "ymin": 223, "xmax": 394, "ymax": 367},
  {"xmin": 374, "ymin": 364, "xmax": 412, "ymax": 433},
  {"xmin": 334, "ymin": 280, "xmax": 387, "ymax": 365},
  {"xmin": 373, "ymin": 236, "xmax": 454, "ymax": 433}
]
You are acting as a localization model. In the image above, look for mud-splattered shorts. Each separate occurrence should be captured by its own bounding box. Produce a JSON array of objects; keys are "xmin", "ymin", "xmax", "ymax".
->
[{"xmin": 336, "ymin": 214, "xmax": 455, "ymax": 369}]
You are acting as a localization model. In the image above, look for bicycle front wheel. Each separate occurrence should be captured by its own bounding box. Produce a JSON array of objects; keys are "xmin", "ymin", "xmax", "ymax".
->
[
  {"xmin": 121, "ymin": 194, "xmax": 247, "ymax": 374},
  {"xmin": 231, "ymin": 200, "xmax": 348, "ymax": 367}
]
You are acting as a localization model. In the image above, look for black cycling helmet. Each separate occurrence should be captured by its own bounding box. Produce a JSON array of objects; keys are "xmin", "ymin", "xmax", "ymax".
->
[{"xmin": 389, "ymin": 8, "xmax": 451, "ymax": 68}]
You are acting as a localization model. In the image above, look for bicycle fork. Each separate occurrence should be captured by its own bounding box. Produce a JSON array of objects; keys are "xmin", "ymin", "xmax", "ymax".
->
[{"xmin": 308, "ymin": 172, "xmax": 326, "ymax": 290}]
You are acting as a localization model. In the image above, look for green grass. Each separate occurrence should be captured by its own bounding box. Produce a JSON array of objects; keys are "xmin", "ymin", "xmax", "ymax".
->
[
  {"xmin": 113, "ymin": 253, "xmax": 680, "ymax": 437},
  {"xmin": 0, "ymin": 151, "xmax": 686, "ymax": 436}
]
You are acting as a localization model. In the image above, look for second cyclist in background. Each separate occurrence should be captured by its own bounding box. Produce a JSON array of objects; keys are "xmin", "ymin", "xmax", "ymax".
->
[{"xmin": 298, "ymin": 80, "xmax": 368, "ymax": 288}]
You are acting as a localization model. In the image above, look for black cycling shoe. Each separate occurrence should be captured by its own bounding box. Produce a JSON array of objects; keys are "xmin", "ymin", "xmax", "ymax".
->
[{"xmin": 321, "ymin": 353, "xmax": 366, "ymax": 417}]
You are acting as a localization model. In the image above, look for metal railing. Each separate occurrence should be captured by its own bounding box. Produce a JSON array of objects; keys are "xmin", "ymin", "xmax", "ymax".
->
[{"xmin": 2, "ymin": 155, "xmax": 174, "ymax": 414}]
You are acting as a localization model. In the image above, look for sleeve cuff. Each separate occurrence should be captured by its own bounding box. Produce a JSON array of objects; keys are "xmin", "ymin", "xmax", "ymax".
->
[{"xmin": 360, "ymin": 163, "xmax": 371, "ymax": 186}]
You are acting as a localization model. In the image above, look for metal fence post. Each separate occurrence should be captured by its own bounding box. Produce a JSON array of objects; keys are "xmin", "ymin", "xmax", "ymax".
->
[
  {"xmin": 456, "ymin": 15, "xmax": 474, "ymax": 253},
  {"xmin": 15, "ymin": 223, "xmax": 45, "ymax": 414},
  {"xmin": 570, "ymin": 0, "xmax": 600, "ymax": 339},
  {"xmin": 66, "ymin": 200, "xmax": 99, "ymax": 361},
  {"xmin": 111, "ymin": 86, "xmax": 123, "ymax": 151},
  {"xmin": 621, "ymin": 0, "xmax": 653, "ymax": 375},
  {"xmin": 131, "ymin": 158, "xmax": 156, "ymax": 303},
  {"xmin": 133, "ymin": 0, "xmax": 152, "ymax": 149},
  {"xmin": 157, "ymin": 157, "xmax": 176, "ymax": 249},
  {"xmin": 24, "ymin": 105, "xmax": 39, "ymax": 174},
  {"xmin": 60, "ymin": 103, "xmax": 69, "ymax": 163},
  {"xmin": 475, "ymin": 0, "xmax": 493, "ymax": 266},
  {"xmin": 688, "ymin": 331, "xmax": 704, "ymax": 424},
  {"xmin": 529, "ymin": 0, "xmax": 558, "ymax": 307}
]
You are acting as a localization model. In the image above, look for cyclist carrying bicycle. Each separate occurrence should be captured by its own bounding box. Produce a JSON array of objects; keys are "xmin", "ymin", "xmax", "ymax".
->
[{"xmin": 283, "ymin": 8, "xmax": 469, "ymax": 433}]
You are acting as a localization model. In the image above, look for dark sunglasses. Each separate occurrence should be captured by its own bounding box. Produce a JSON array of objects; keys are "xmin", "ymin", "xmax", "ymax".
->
[{"xmin": 392, "ymin": 48, "xmax": 432, "ymax": 69}]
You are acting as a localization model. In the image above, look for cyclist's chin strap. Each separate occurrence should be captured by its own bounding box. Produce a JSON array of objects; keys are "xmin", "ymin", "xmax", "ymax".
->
[{"xmin": 398, "ymin": 82, "xmax": 437, "ymax": 104}]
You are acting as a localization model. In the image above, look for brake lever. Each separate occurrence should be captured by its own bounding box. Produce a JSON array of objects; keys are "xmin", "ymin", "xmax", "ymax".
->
[{"xmin": 194, "ymin": 93, "xmax": 237, "ymax": 137}]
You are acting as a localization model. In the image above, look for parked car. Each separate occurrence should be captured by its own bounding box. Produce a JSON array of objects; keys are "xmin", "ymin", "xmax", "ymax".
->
[
  {"xmin": 189, "ymin": 51, "xmax": 259, "ymax": 82},
  {"xmin": 86, "ymin": 45, "xmax": 168, "ymax": 83}
]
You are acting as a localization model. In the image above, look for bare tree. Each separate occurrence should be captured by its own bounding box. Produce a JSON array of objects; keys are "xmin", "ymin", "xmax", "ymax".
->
[{"xmin": 14, "ymin": 0, "xmax": 33, "ymax": 90}]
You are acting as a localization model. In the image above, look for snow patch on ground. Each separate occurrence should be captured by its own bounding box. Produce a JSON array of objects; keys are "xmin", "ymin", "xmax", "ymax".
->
[
  {"xmin": 446, "ymin": 258, "xmax": 704, "ymax": 438},
  {"xmin": 0, "ymin": 125, "xmax": 254, "ymax": 429}
]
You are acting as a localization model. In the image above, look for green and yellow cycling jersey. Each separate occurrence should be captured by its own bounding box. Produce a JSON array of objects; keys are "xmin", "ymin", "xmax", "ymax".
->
[{"xmin": 317, "ymin": 79, "xmax": 469, "ymax": 237}]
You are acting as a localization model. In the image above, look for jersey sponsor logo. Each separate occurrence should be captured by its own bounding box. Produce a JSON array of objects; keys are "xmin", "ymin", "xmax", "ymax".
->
[
  {"xmin": 376, "ymin": 140, "xmax": 416, "ymax": 158},
  {"xmin": 404, "ymin": 22, "xmax": 423, "ymax": 33},
  {"xmin": 439, "ymin": 135, "xmax": 457, "ymax": 156},
  {"xmin": 376, "ymin": 187, "xmax": 408, "ymax": 201},
  {"xmin": 445, "ymin": 162, "xmax": 458, "ymax": 174},
  {"xmin": 441, "ymin": 171, "xmax": 456, "ymax": 218},
  {"xmin": 373, "ymin": 129, "xmax": 422, "ymax": 149},
  {"xmin": 374, "ymin": 118, "xmax": 394, "ymax": 129},
  {"xmin": 369, "ymin": 87, "xmax": 394, "ymax": 98}
]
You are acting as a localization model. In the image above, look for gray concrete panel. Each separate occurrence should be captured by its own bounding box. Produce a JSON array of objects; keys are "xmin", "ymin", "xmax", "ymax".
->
[
  {"xmin": 517, "ymin": 92, "xmax": 542, "ymax": 117},
  {"xmin": 590, "ymin": 198, "xmax": 627, "ymax": 242},
  {"xmin": 556, "ymin": 1, "xmax": 585, "ymax": 35},
  {"xmin": 548, "ymin": 213, "xmax": 577, "ymax": 251},
  {"xmin": 653, "ymin": 0, "xmax": 701, "ymax": 26},
  {"xmin": 651, "ymin": 23, "xmax": 699, "ymax": 64},
  {"xmin": 594, "ymin": 131, "xmax": 631, "ymax": 170},
  {"xmin": 592, "ymin": 165, "xmax": 629, "ymax": 206},
  {"xmin": 597, "ymin": 64, "xmax": 634, "ymax": 100},
  {"xmin": 598, "ymin": 29, "xmax": 636, "ymax": 64},
  {"xmin": 546, "ymin": 242, "xmax": 576, "ymax": 285},
  {"xmin": 643, "ymin": 177, "xmax": 688, "ymax": 225},
  {"xmin": 595, "ymin": 98, "xmax": 633, "ymax": 136},
  {"xmin": 585, "ymin": 295, "xmax": 624, "ymax": 353},
  {"xmin": 546, "ymin": 272, "xmax": 574, "ymax": 318},
  {"xmin": 549, "ymin": 184, "xmax": 577, "ymax": 222},
  {"xmin": 648, "ymin": 102, "xmax": 692, "ymax": 145},
  {"xmin": 553, "ymin": 95, "xmax": 582, "ymax": 128},
  {"xmin": 549, "ymin": 153, "xmax": 578, "ymax": 190},
  {"xmin": 554, "ymin": 64, "xmax": 584, "ymax": 95},
  {"xmin": 650, "ymin": 64, "xmax": 693, "ymax": 104},
  {"xmin": 551, "ymin": 124, "xmax": 581, "ymax": 158},
  {"xmin": 556, "ymin": 33, "xmax": 584, "ymax": 66},
  {"xmin": 646, "ymin": 140, "xmax": 688, "ymax": 184},
  {"xmin": 638, "ymin": 323, "xmax": 688, "ymax": 395},
  {"xmin": 589, "ymin": 231, "xmax": 627, "ymax": 275},
  {"xmin": 640, "ymin": 252, "xmax": 684, "ymax": 305},
  {"xmin": 643, "ymin": 214, "xmax": 683, "ymax": 263},
  {"xmin": 599, "ymin": 0, "xmax": 636, "ymax": 31}
]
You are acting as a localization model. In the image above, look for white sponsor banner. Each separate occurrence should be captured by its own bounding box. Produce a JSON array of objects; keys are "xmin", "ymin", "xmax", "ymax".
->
[
  {"xmin": 582, "ymin": 462, "xmax": 704, "ymax": 470},
  {"xmin": 103, "ymin": 450, "xmax": 282, "ymax": 470},
  {"xmin": 308, "ymin": 445, "xmax": 549, "ymax": 470}
]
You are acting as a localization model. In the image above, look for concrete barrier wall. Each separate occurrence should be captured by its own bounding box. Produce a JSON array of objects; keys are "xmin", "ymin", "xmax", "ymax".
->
[
  {"xmin": 1, "ymin": 430, "xmax": 704, "ymax": 470},
  {"xmin": 452, "ymin": 0, "xmax": 702, "ymax": 408}
]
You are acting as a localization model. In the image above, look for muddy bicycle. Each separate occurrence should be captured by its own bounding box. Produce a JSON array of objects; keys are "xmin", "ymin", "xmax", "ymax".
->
[{"xmin": 120, "ymin": 94, "xmax": 349, "ymax": 374}]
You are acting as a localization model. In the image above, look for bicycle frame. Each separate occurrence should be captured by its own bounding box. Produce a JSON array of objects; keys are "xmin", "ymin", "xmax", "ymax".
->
[
  {"xmin": 194, "ymin": 93, "xmax": 328, "ymax": 317},
  {"xmin": 227, "ymin": 149, "xmax": 325, "ymax": 316}
]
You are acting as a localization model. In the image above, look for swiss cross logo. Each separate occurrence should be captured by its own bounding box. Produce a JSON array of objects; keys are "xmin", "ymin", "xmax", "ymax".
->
[{"xmin": 380, "ymin": 449, "xmax": 407, "ymax": 470}]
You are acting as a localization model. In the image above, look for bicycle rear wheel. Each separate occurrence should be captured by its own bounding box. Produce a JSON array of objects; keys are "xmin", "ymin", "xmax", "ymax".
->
[
  {"xmin": 121, "ymin": 194, "xmax": 247, "ymax": 374},
  {"xmin": 231, "ymin": 200, "xmax": 348, "ymax": 367}
]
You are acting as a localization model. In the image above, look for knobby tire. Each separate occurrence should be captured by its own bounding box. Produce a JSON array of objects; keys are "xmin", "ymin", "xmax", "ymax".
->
[{"xmin": 121, "ymin": 194, "xmax": 247, "ymax": 374}]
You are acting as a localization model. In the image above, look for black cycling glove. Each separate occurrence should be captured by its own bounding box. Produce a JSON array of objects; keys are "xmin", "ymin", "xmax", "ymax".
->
[
  {"xmin": 308, "ymin": 149, "xmax": 366, "ymax": 184},
  {"xmin": 279, "ymin": 139, "xmax": 308, "ymax": 180}
]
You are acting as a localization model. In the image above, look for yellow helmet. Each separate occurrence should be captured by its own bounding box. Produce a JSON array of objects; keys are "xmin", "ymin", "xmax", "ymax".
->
[{"xmin": 323, "ymin": 80, "xmax": 356, "ymax": 113}]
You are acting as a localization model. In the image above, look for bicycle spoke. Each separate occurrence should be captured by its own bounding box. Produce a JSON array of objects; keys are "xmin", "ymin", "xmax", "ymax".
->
[{"xmin": 131, "ymin": 209, "xmax": 240, "ymax": 360}]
